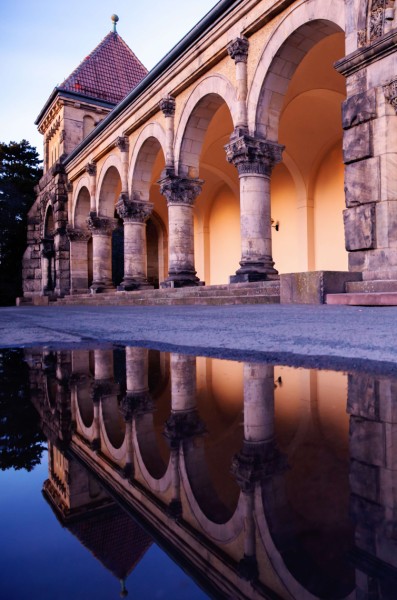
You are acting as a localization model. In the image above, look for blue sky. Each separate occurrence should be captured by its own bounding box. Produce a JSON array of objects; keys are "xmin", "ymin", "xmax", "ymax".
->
[{"xmin": 0, "ymin": 0, "xmax": 218, "ymax": 158}]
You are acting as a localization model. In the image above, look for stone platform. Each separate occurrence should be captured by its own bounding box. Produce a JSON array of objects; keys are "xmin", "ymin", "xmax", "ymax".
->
[
  {"xmin": 53, "ymin": 280, "xmax": 280, "ymax": 307},
  {"xmin": 327, "ymin": 280, "xmax": 397, "ymax": 306}
]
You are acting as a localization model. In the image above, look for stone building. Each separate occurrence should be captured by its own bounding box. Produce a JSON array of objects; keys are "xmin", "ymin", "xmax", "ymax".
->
[{"xmin": 20, "ymin": 0, "xmax": 397, "ymax": 304}]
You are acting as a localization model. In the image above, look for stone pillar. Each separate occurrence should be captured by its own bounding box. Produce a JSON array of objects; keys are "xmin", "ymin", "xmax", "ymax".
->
[
  {"xmin": 159, "ymin": 95, "xmax": 176, "ymax": 171},
  {"xmin": 116, "ymin": 137, "xmax": 129, "ymax": 194},
  {"xmin": 87, "ymin": 214, "xmax": 117, "ymax": 293},
  {"xmin": 86, "ymin": 162, "xmax": 97, "ymax": 213},
  {"xmin": 164, "ymin": 353, "xmax": 205, "ymax": 517},
  {"xmin": 41, "ymin": 238, "xmax": 55, "ymax": 294},
  {"xmin": 116, "ymin": 196, "xmax": 153, "ymax": 290},
  {"xmin": 225, "ymin": 134, "xmax": 284, "ymax": 282},
  {"xmin": 158, "ymin": 176, "xmax": 203, "ymax": 287},
  {"xmin": 227, "ymin": 36, "xmax": 249, "ymax": 132},
  {"xmin": 66, "ymin": 227, "xmax": 91, "ymax": 294}
]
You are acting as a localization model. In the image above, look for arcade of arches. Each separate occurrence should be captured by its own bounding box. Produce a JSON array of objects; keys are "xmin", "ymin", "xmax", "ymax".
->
[{"xmin": 22, "ymin": 0, "xmax": 397, "ymax": 302}]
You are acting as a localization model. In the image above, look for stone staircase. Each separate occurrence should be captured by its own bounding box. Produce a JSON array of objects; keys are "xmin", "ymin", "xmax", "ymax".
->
[
  {"xmin": 54, "ymin": 280, "xmax": 280, "ymax": 307},
  {"xmin": 326, "ymin": 280, "xmax": 397, "ymax": 306}
]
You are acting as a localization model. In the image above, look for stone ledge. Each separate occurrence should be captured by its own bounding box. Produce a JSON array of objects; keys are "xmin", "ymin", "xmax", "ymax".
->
[
  {"xmin": 327, "ymin": 292, "xmax": 397, "ymax": 306},
  {"xmin": 280, "ymin": 271, "xmax": 362, "ymax": 305}
]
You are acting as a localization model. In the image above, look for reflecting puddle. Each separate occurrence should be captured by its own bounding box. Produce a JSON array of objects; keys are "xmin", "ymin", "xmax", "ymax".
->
[{"xmin": 0, "ymin": 347, "xmax": 396, "ymax": 599}]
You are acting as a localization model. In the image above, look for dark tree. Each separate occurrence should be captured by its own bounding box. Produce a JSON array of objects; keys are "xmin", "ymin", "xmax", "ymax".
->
[
  {"xmin": 0, "ymin": 349, "xmax": 46, "ymax": 471},
  {"xmin": 0, "ymin": 140, "xmax": 42, "ymax": 305}
]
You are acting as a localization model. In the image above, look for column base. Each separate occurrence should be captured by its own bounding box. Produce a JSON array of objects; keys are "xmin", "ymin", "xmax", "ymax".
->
[
  {"xmin": 90, "ymin": 280, "xmax": 115, "ymax": 294},
  {"xmin": 160, "ymin": 272, "xmax": 204, "ymax": 288},
  {"xmin": 230, "ymin": 261, "xmax": 278, "ymax": 284},
  {"xmin": 117, "ymin": 279, "xmax": 154, "ymax": 292}
]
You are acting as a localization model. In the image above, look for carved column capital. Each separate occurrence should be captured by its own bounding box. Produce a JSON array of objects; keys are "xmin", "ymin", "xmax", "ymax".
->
[
  {"xmin": 225, "ymin": 134, "xmax": 284, "ymax": 177},
  {"xmin": 159, "ymin": 175, "xmax": 203, "ymax": 206},
  {"xmin": 120, "ymin": 391, "xmax": 154, "ymax": 421},
  {"xmin": 116, "ymin": 195, "xmax": 153, "ymax": 222},
  {"xmin": 164, "ymin": 410, "xmax": 205, "ymax": 447},
  {"xmin": 159, "ymin": 95, "xmax": 176, "ymax": 117},
  {"xmin": 231, "ymin": 441, "xmax": 288, "ymax": 493},
  {"xmin": 227, "ymin": 36, "xmax": 249, "ymax": 63},
  {"xmin": 384, "ymin": 78, "xmax": 397, "ymax": 113},
  {"xmin": 85, "ymin": 162, "xmax": 96, "ymax": 176},
  {"xmin": 66, "ymin": 225, "xmax": 91, "ymax": 242},
  {"xmin": 116, "ymin": 136, "xmax": 129, "ymax": 152},
  {"xmin": 87, "ymin": 214, "xmax": 118, "ymax": 235}
]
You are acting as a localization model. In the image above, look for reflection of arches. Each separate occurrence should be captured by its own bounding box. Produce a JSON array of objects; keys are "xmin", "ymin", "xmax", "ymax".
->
[
  {"xmin": 101, "ymin": 396, "xmax": 126, "ymax": 450},
  {"xmin": 76, "ymin": 380, "xmax": 94, "ymax": 428}
]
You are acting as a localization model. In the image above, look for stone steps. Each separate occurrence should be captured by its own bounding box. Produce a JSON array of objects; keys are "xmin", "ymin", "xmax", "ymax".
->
[
  {"xmin": 55, "ymin": 281, "xmax": 280, "ymax": 307},
  {"xmin": 326, "ymin": 292, "xmax": 397, "ymax": 306}
]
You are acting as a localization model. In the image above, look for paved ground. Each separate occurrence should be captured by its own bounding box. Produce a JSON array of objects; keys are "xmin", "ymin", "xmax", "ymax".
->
[{"xmin": 1, "ymin": 303, "xmax": 397, "ymax": 374}]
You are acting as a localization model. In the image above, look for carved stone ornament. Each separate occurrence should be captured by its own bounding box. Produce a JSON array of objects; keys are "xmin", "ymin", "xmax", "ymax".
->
[
  {"xmin": 120, "ymin": 391, "xmax": 154, "ymax": 421},
  {"xmin": 87, "ymin": 214, "xmax": 117, "ymax": 235},
  {"xmin": 116, "ymin": 195, "xmax": 153, "ymax": 222},
  {"xmin": 66, "ymin": 226, "xmax": 91, "ymax": 242},
  {"xmin": 384, "ymin": 78, "xmax": 397, "ymax": 113},
  {"xmin": 164, "ymin": 410, "xmax": 205, "ymax": 445},
  {"xmin": 367, "ymin": 0, "xmax": 396, "ymax": 42},
  {"xmin": 159, "ymin": 175, "xmax": 203, "ymax": 206},
  {"xmin": 116, "ymin": 136, "xmax": 129, "ymax": 152},
  {"xmin": 227, "ymin": 36, "xmax": 249, "ymax": 63},
  {"xmin": 85, "ymin": 161, "xmax": 96, "ymax": 176},
  {"xmin": 66, "ymin": 181, "xmax": 73, "ymax": 194},
  {"xmin": 225, "ymin": 134, "xmax": 284, "ymax": 176},
  {"xmin": 159, "ymin": 95, "xmax": 176, "ymax": 117},
  {"xmin": 357, "ymin": 29, "xmax": 367, "ymax": 48}
]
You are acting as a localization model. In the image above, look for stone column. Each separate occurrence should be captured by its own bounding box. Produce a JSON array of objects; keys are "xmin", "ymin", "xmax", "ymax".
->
[
  {"xmin": 87, "ymin": 214, "xmax": 117, "ymax": 293},
  {"xmin": 227, "ymin": 36, "xmax": 249, "ymax": 133},
  {"xmin": 116, "ymin": 196, "xmax": 153, "ymax": 290},
  {"xmin": 158, "ymin": 176, "xmax": 203, "ymax": 287},
  {"xmin": 41, "ymin": 238, "xmax": 55, "ymax": 294},
  {"xmin": 66, "ymin": 227, "xmax": 91, "ymax": 294},
  {"xmin": 116, "ymin": 137, "xmax": 129, "ymax": 194},
  {"xmin": 159, "ymin": 95, "xmax": 176, "ymax": 171},
  {"xmin": 86, "ymin": 162, "xmax": 97, "ymax": 213},
  {"xmin": 164, "ymin": 353, "xmax": 205, "ymax": 517},
  {"xmin": 225, "ymin": 135, "xmax": 283, "ymax": 282}
]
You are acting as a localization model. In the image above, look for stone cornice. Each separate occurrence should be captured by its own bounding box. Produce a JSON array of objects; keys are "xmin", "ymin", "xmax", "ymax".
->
[{"xmin": 335, "ymin": 28, "xmax": 397, "ymax": 77}]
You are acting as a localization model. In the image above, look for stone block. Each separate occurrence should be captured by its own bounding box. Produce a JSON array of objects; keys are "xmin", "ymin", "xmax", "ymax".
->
[
  {"xmin": 343, "ymin": 205, "xmax": 376, "ymax": 251},
  {"xmin": 342, "ymin": 89, "xmax": 376, "ymax": 129},
  {"xmin": 350, "ymin": 416, "xmax": 385, "ymax": 467},
  {"xmin": 280, "ymin": 271, "xmax": 362, "ymax": 304},
  {"xmin": 32, "ymin": 296, "xmax": 49, "ymax": 306},
  {"xmin": 344, "ymin": 158, "xmax": 380, "ymax": 206},
  {"xmin": 343, "ymin": 122, "xmax": 373, "ymax": 163},
  {"xmin": 376, "ymin": 201, "xmax": 397, "ymax": 249},
  {"xmin": 347, "ymin": 374, "xmax": 379, "ymax": 420},
  {"xmin": 350, "ymin": 459, "xmax": 379, "ymax": 503}
]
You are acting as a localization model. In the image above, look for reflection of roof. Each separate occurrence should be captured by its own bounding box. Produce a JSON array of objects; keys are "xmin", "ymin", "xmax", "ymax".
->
[
  {"xmin": 58, "ymin": 32, "xmax": 148, "ymax": 105},
  {"xmin": 68, "ymin": 505, "xmax": 152, "ymax": 580}
]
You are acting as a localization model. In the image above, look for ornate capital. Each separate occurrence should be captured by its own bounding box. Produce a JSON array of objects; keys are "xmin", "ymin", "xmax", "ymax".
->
[
  {"xmin": 158, "ymin": 175, "xmax": 203, "ymax": 206},
  {"xmin": 227, "ymin": 36, "xmax": 249, "ymax": 63},
  {"xmin": 116, "ymin": 136, "xmax": 129, "ymax": 152},
  {"xmin": 120, "ymin": 391, "xmax": 154, "ymax": 421},
  {"xmin": 66, "ymin": 226, "xmax": 91, "ymax": 242},
  {"xmin": 87, "ymin": 214, "xmax": 118, "ymax": 235},
  {"xmin": 159, "ymin": 95, "xmax": 176, "ymax": 117},
  {"xmin": 85, "ymin": 162, "xmax": 96, "ymax": 177},
  {"xmin": 231, "ymin": 441, "xmax": 288, "ymax": 493},
  {"xmin": 225, "ymin": 134, "xmax": 284, "ymax": 176},
  {"xmin": 384, "ymin": 78, "xmax": 397, "ymax": 113},
  {"xmin": 368, "ymin": 1, "xmax": 395, "ymax": 42},
  {"xmin": 164, "ymin": 410, "xmax": 205, "ymax": 447},
  {"xmin": 116, "ymin": 195, "xmax": 153, "ymax": 222}
]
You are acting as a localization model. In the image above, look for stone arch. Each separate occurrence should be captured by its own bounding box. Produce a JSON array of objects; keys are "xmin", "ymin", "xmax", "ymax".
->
[
  {"xmin": 174, "ymin": 75, "xmax": 238, "ymax": 178},
  {"xmin": 97, "ymin": 157, "xmax": 122, "ymax": 216},
  {"xmin": 248, "ymin": 0, "xmax": 345, "ymax": 139},
  {"xmin": 44, "ymin": 202, "xmax": 55, "ymax": 238},
  {"xmin": 72, "ymin": 176, "xmax": 91, "ymax": 228},
  {"xmin": 129, "ymin": 122, "xmax": 167, "ymax": 201}
]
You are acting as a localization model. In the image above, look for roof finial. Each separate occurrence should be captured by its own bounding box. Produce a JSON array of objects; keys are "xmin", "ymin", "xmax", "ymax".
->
[{"xmin": 111, "ymin": 14, "xmax": 119, "ymax": 33}]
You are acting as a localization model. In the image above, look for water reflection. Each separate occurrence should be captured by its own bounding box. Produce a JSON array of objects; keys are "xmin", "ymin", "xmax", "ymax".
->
[{"xmin": 2, "ymin": 348, "xmax": 397, "ymax": 599}]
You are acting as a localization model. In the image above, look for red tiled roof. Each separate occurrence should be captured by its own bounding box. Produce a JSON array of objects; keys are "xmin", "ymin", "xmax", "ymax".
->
[{"xmin": 59, "ymin": 32, "xmax": 148, "ymax": 105}]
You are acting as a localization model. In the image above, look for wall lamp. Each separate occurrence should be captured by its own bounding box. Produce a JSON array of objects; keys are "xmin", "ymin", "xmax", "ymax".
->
[{"xmin": 271, "ymin": 219, "xmax": 280, "ymax": 232}]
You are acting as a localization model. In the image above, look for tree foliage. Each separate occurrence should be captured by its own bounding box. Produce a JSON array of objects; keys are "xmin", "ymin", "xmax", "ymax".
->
[
  {"xmin": 0, "ymin": 349, "xmax": 46, "ymax": 472},
  {"xmin": 0, "ymin": 140, "xmax": 42, "ymax": 304}
]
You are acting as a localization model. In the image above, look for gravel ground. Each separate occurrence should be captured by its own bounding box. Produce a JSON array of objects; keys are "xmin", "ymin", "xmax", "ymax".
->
[{"xmin": 1, "ymin": 303, "xmax": 397, "ymax": 374}]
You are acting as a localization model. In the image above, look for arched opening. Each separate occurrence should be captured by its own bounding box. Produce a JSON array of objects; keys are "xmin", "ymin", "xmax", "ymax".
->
[
  {"xmin": 72, "ymin": 186, "xmax": 93, "ymax": 291},
  {"xmin": 178, "ymin": 95, "xmax": 238, "ymax": 284},
  {"xmin": 42, "ymin": 205, "xmax": 56, "ymax": 293},
  {"xmin": 257, "ymin": 22, "xmax": 347, "ymax": 273},
  {"xmin": 146, "ymin": 218, "xmax": 159, "ymax": 288},
  {"xmin": 97, "ymin": 166, "xmax": 123, "ymax": 288}
]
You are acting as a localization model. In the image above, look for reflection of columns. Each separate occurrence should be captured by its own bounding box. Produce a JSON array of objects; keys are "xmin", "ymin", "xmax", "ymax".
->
[
  {"xmin": 41, "ymin": 238, "xmax": 55, "ymax": 294},
  {"xmin": 164, "ymin": 354, "xmax": 205, "ymax": 517},
  {"xmin": 116, "ymin": 196, "xmax": 153, "ymax": 290},
  {"xmin": 87, "ymin": 214, "xmax": 117, "ymax": 293},
  {"xmin": 159, "ymin": 176, "xmax": 203, "ymax": 287},
  {"xmin": 90, "ymin": 350, "xmax": 115, "ymax": 452},
  {"xmin": 66, "ymin": 227, "xmax": 91, "ymax": 293},
  {"xmin": 116, "ymin": 137, "xmax": 129, "ymax": 194},
  {"xmin": 227, "ymin": 36, "xmax": 249, "ymax": 132},
  {"xmin": 159, "ymin": 95, "xmax": 176, "ymax": 171},
  {"xmin": 232, "ymin": 363, "xmax": 286, "ymax": 581},
  {"xmin": 225, "ymin": 135, "xmax": 283, "ymax": 283},
  {"xmin": 85, "ymin": 162, "xmax": 97, "ymax": 212}
]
